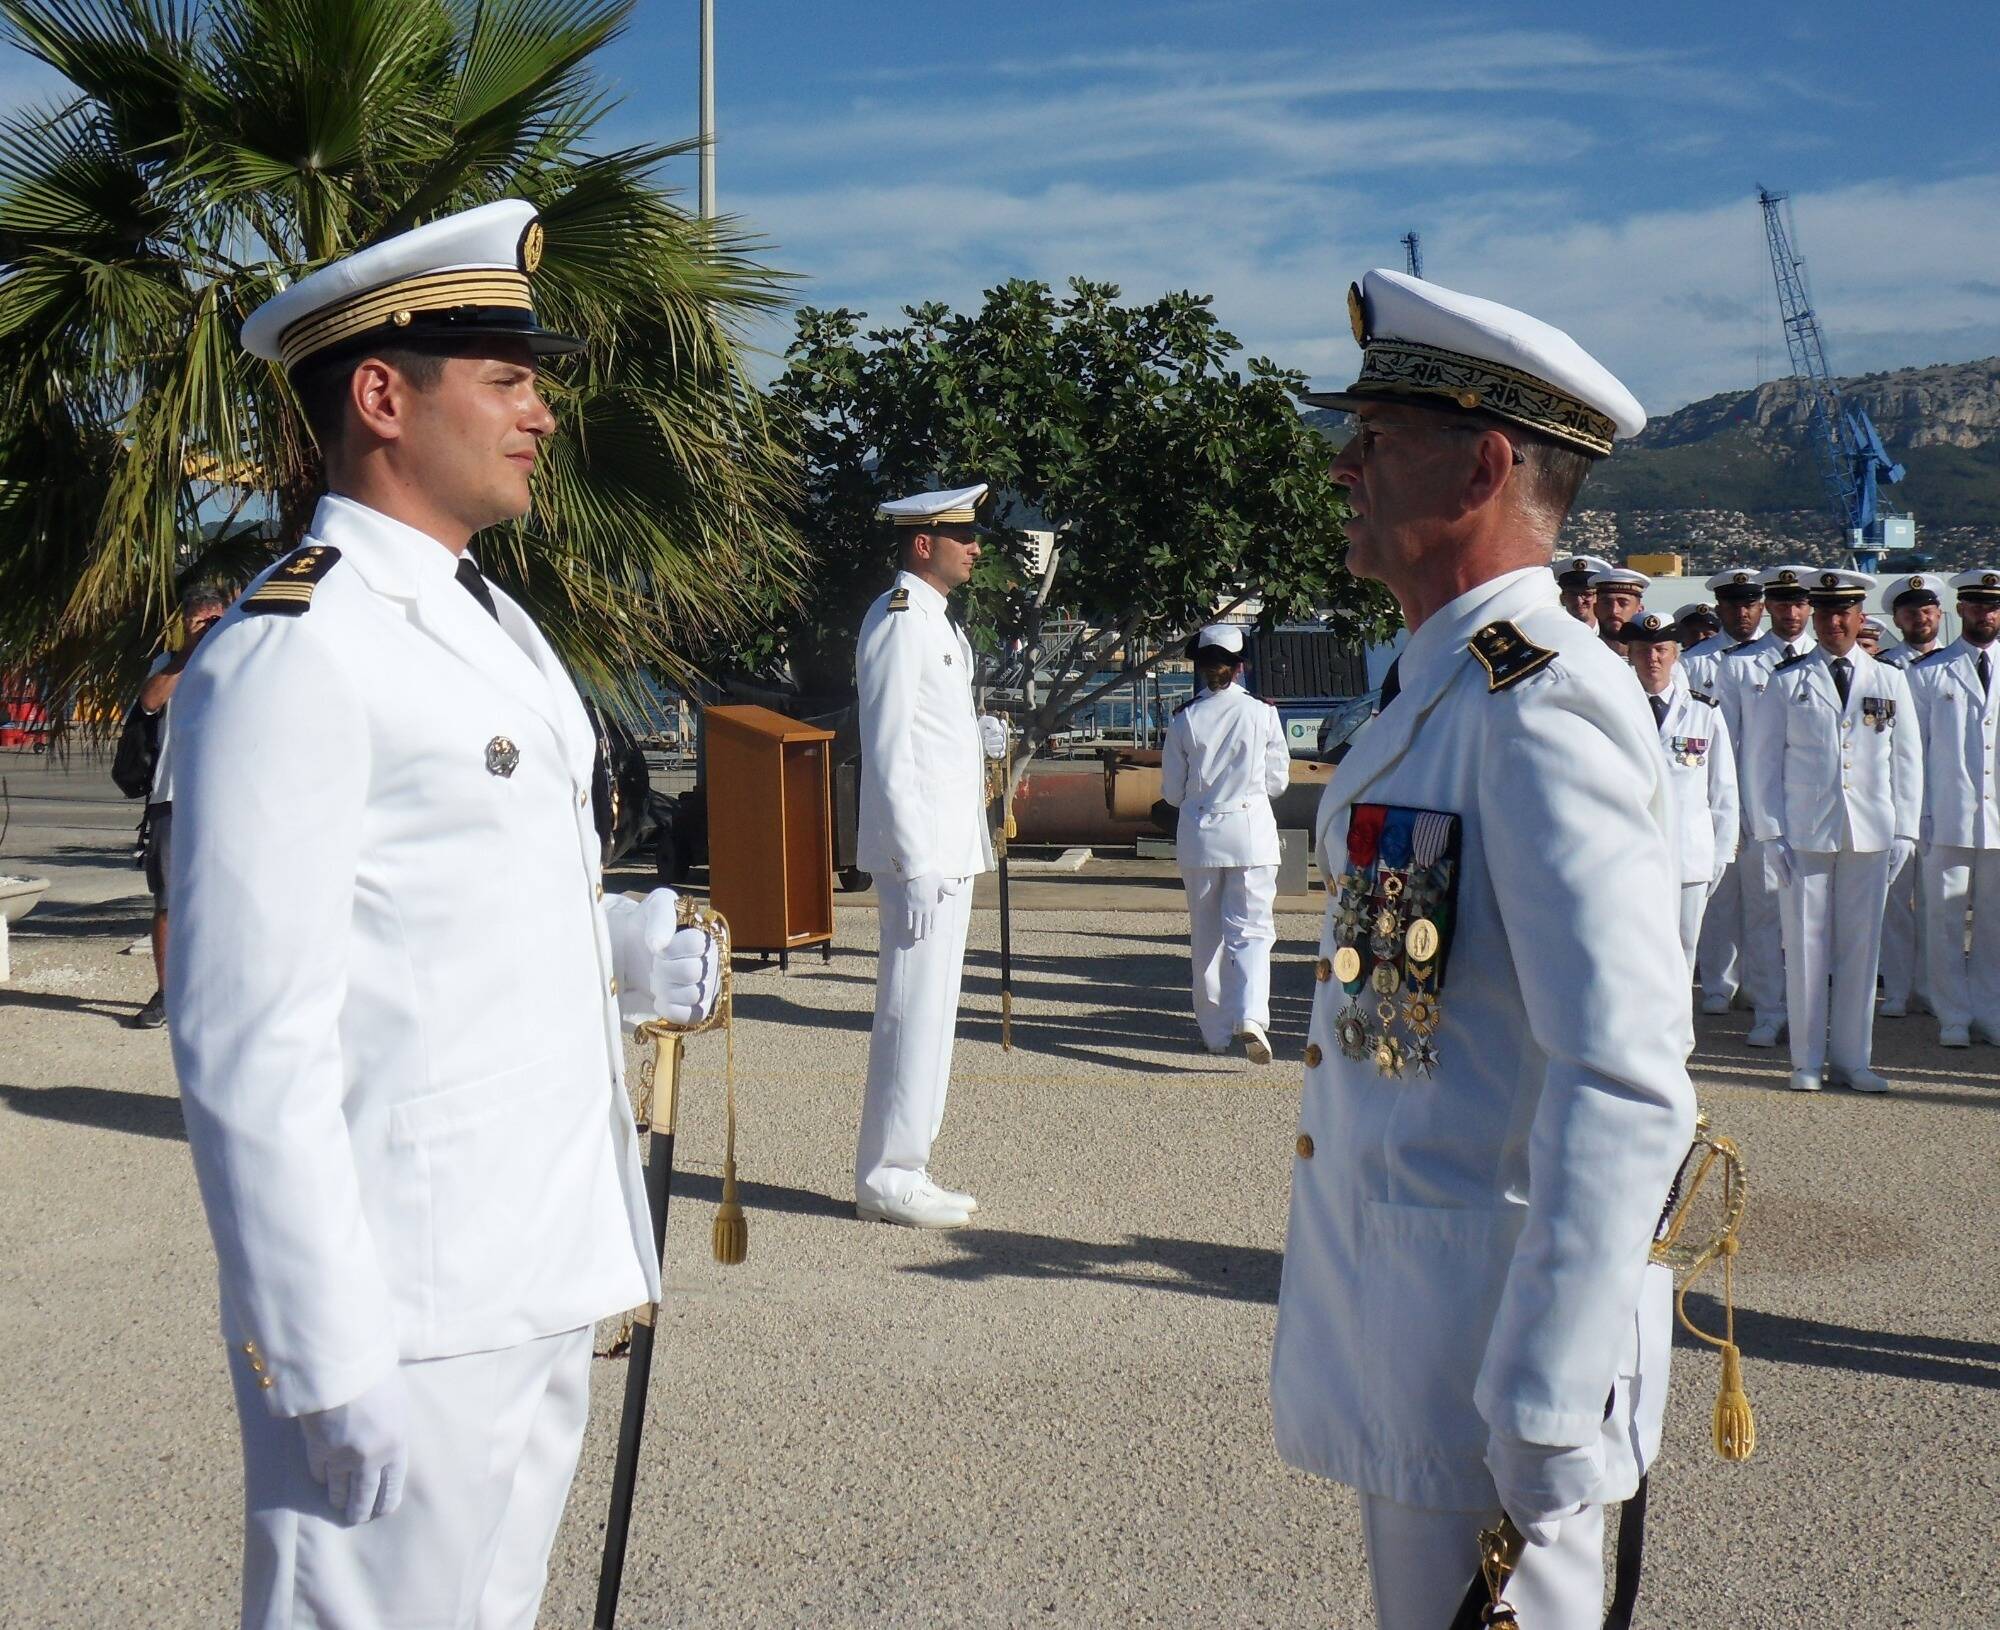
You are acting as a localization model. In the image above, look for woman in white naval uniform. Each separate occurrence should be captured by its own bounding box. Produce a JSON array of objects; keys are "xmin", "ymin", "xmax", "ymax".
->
[
  {"xmin": 1742, "ymin": 569, "xmax": 1922, "ymax": 1094},
  {"xmin": 1618, "ymin": 610, "xmax": 1739, "ymax": 969},
  {"xmin": 853, "ymin": 484, "xmax": 995, "ymax": 1229},
  {"xmin": 1906, "ymin": 569, "xmax": 2000, "ymax": 1047},
  {"xmin": 1160, "ymin": 623, "xmax": 1290, "ymax": 1061},
  {"xmin": 171, "ymin": 202, "xmax": 718, "ymax": 1630},
  {"xmin": 1282, "ymin": 267, "xmax": 1693, "ymax": 1630}
]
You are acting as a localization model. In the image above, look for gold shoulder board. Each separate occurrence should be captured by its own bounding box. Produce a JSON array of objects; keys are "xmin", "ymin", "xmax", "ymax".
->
[
  {"xmin": 241, "ymin": 545, "xmax": 341, "ymax": 618},
  {"xmin": 1468, "ymin": 620, "xmax": 1556, "ymax": 693}
]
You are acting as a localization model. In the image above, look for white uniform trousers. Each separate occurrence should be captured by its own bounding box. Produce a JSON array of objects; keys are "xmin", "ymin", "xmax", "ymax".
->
[
  {"xmin": 1781, "ymin": 848, "xmax": 1893, "ymax": 1078},
  {"xmin": 1924, "ymin": 845, "xmax": 2000, "ymax": 1033},
  {"xmin": 1180, "ymin": 864, "xmax": 1278, "ymax": 1049},
  {"xmin": 1676, "ymin": 882, "xmax": 1708, "ymax": 975},
  {"xmin": 1879, "ymin": 842, "xmax": 1931, "ymax": 1010},
  {"xmin": 857, "ymin": 878, "xmax": 973, "ymax": 1204},
  {"xmin": 1695, "ymin": 855, "xmax": 1742, "ymax": 1004},
  {"xmin": 1358, "ymin": 1495, "xmax": 1606, "ymax": 1630},
  {"xmin": 232, "ymin": 1324, "xmax": 594, "ymax": 1630},
  {"xmin": 1739, "ymin": 841, "xmax": 1789, "ymax": 1025}
]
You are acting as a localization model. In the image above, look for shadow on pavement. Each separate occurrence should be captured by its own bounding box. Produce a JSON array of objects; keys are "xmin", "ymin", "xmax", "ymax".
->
[
  {"xmin": 902, "ymin": 1224, "xmax": 1282, "ymax": 1304},
  {"xmin": 1681, "ymin": 1291, "xmax": 2000, "ymax": 1390},
  {"xmin": 667, "ymin": 1168, "xmax": 853, "ymax": 1223},
  {"xmin": 0, "ymin": 987, "xmax": 149, "ymax": 1023},
  {"xmin": 1, "ymin": 1081, "xmax": 185, "ymax": 1140}
]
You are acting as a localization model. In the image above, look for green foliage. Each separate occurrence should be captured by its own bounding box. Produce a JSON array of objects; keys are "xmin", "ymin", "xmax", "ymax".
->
[
  {"xmin": 0, "ymin": 0, "xmax": 803, "ymax": 715},
  {"xmin": 766, "ymin": 277, "xmax": 1391, "ymax": 742}
]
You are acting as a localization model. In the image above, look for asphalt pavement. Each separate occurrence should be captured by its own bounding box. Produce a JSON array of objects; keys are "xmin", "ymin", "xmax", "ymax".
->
[{"xmin": 2, "ymin": 754, "xmax": 1995, "ymax": 1627}]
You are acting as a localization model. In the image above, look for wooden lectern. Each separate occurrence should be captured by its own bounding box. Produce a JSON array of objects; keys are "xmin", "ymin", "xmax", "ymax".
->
[{"xmin": 704, "ymin": 705, "xmax": 835, "ymax": 966}]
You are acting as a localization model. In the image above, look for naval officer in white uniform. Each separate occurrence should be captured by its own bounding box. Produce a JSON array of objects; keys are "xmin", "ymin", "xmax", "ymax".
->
[
  {"xmin": 1711, "ymin": 564, "xmax": 1817, "ymax": 1043},
  {"xmin": 1160, "ymin": 622, "xmax": 1290, "ymax": 1061},
  {"xmin": 1688, "ymin": 568, "xmax": 1764, "ymax": 1009},
  {"xmin": 1907, "ymin": 569, "xmax": 2000, "ymax": 1047},
  {"xmin": 169, "ymin": 200, "xmax": 719, "ymax": 1628},
  {"xmin": 1876, "ymin": 573, "xmax": 1947, "ymax": 1017},
  {"xmin": 1551, "ymin": 554, "xmax": 1611, "ymax": 626},
  {"xmin": 853, "ymin": 484, "xmax": 995, "ymax": 1229},
  {"xmin": 1589, "ymin": 564, "xmax": 1649, "ymax": 653},
  {"xmin": 1619, "ymin": 609, "xmax": 1738, "ymax": 972},
  {"xmin": 1285, "ymin": 269, "xmax": 1694, "ymax": 1629},
  {"xmin": 1743, "ymin": 569, "xmax": 1922, "ymax": 1093}
]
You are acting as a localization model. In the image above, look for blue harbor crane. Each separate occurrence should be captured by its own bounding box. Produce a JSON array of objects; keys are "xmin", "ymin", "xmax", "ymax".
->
[
  {"xmin": 1401, "ymin": 231, "xmax": 1423, "ymax": 279},
  {"xmin": 1757, "ymin": 186, "xmax": 1906, "ymax": 564}
]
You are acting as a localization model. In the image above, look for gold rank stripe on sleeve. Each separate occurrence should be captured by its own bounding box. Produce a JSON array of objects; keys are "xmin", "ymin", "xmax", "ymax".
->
[
  {"xmin": 1468, "ymin": 620, "xmax": 1556, "ymax": 693},
  {"xmin": 241, "ymin": 545, "xmax": 341, "ymax": 617}
]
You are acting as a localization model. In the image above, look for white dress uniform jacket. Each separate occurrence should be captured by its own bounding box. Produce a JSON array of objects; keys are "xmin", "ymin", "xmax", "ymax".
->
[
  {"xmin": 1160, "ymin": 682, "xmax": 1289, "ymax": 866},
  {"xmin": 1272, "ymin": 567, "xmax": 1695, "ymax": 1511},
  {"xmin": 1908, "ymin": 639, "xmax": 2000, "ymax": 850},
  {"xmin": 1743, "ymin": 647, "xmax": 1922, "ymax": 854},
  {"xmin": 1877, "ymin": 640, "xmax": 1938, "ymax": 671},
  {"xmin": 167, "ymin": 496, "xmax": 657, "ymax": 1418},
  {"xmin": 1652, "ymin": 675, "xmax": 1738, "ymax": 889},
  {"xmin": 855, "ymin": 570, "xmax": 994, "ymax": 883}
]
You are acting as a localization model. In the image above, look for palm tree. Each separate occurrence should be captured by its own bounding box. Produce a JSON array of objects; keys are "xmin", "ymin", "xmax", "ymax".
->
[{"xmin": 0, "ymin": 0, "xmax": 803, "ymax": 719}]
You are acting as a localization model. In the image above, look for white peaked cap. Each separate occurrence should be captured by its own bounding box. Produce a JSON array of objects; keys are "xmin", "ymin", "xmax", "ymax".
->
[
  {"xmin": 241, "ymin": 199, "xmax": 577, "ymax": 372},
  {"xmin": 877, "ymin": 483, "xmax": 989, "ymax": 526},
  {"xmin": 1590, "ymin": 566, "xmax": 1650, "ymax": 591},
  {"xmin": 1949, "ymin": 567, "xmax": 2000, "ymax": 600},
  {"xmin": 1706, "ymin": 567, "xmax": 1765, "ymax": 596},
  {"xmin": 1193, "ymin": 623, "xmax": 1246, "ymax": 654},
  {"xmin": 1301, "ymin": 268, "xmax": 1645, "ymax": 455},
  {"xmin": 1805, "ymin": 567, "xmax": 1873, "ymax": 602},
  {"xmin": 1758, "ymin": 565, "xmax": 1814, "ymax": 594},
  {"xmin": 1553, "ymin": 554, "xmax": 1614, "ymax": 586}
]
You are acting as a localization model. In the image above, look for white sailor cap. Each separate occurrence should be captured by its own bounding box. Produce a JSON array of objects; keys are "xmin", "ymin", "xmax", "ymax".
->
[
  {"xmin": 1185, "ymin": 622, "xmax": 1247, "ymax": 659},
  {"xmin": 1950, "ymin": 567, "xmax": 2000, "ymax": 604},
  {"xmin": 1860, "ymin": 614, "xmax": 1890, "ymax": 635},
  {"xmin": 1590, "ymin": 566, "xmax": 1650, "ymax": 593},
  {"xmin": 1616, "ymin": 609, "xmax": 1681, "ymax": 645},
  {"xmin": 1300, "ymin": 268, "xmax": 1645, "ymax": 457},
  {"xmin": 1706, "ymin": 567, "xmax": 1765, "ymax": 601},
  {"xmin": 1676, "ymin": 602, "xmax": 1719, "ymax": 624},
  {"xmin": 1758, "ymin": 564, "xmax": 1813, "ymax": 600},
  {"xmin": 876, "ymin": 483, "xmax": 989, "ymax": 527},
  {"xmin": 241, "ymin": 200, "xmax": 579, "ymax": 374},
  {"xmin": 1553, "ymin": 554, "xmax": 1613, "ymax": 589},
  {"xmin": 1887, "ymin": 573, "xmax": 1946, "ymax": 609},
  {"xmin": 1805, "ymin": 567, "xmax": 1873, "ymax": 606}
]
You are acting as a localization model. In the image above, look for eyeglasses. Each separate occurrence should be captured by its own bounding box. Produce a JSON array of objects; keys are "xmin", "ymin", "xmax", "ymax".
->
[{"xmin": 1346, "ymin": 420, "xmax": 1527, "ymax": 466}]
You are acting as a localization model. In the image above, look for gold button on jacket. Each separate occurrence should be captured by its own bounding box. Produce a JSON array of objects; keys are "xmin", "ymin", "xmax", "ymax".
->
[
  {"xmin": 1304, "ymin": 1043, "xmax": 1323, "ymax": 1067},
  {"xmin": 1296, "ymin": 1132, "xmax": 1315, "ymax": 1159}
]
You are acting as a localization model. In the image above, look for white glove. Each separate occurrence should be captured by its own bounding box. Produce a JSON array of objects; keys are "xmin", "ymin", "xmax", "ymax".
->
[
  {"xmin": 1889, "ymin": 837, "xmax": 1916, "ymax": 875},
  {"xmin": 300, "ymin": 1369, "xmax": 409, "ymax": 1525},
  {"xmin": 1485, "ymin": 1432, "xmax": 1604, "ymax": 1547},
  {"xmin": 637, "ymin": 887, "xmax": 718, "ymax": 1027},
  {"xmin": 978, "ymin": 714, "xmax": 1008, "ymax": 760},
  {"xmin": 1764, "ymin": 837, "xmax": 1795, "ymax": 891}
]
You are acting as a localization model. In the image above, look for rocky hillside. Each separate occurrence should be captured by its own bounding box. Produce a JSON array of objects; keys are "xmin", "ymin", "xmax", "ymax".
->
[{"xmin": 1309, "ymin": 355, "xmax": 2000, "ymax": 566}]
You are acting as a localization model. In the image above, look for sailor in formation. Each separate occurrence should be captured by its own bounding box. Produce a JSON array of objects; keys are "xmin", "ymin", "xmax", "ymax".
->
[
  {"xmin": 1619, "ymin": 609, "xmax": 1738, "ymax": 973},
  {"xmin": 1590, "ymin": 564, "xmax": 1649, "ymax": 651},
  {"xmin": 1906, "ymin": 569, "xmax": 2000, "ymax": 1047},
  {"xmin": 1675, "ymin": 600, "xmax": 1721, "ymax": 654},
  {"xmin": 1741, "ymin": 569, "xmax": 1922, "ymax": 1092},
  {"xmin": 1283, "ymin": 267, "xmax": 1693, "ymax": 1629},
  {"xmin": 1876, "ymin": 573, "xmax": 1948, "ymax": 1015},
  {"xmin": 1709, "ymin": 564, "xmax": 1816, "ymax": 1041},
  {"xmin": 853, "ymin": 484, "xmax": 995, "ymax": 1228},
  {"xmin": 1683, "ymin": 567, "xmax": 1765, "ymax": 697},
  {"xmin": 1160, "ymin": 622, "xmax": 1291, "ymax": 1062},
  {"xmin": 1552, "ymin": 554, "xmax": 1611, "ymax": 625},
  {"xmin": 167, "ymin": 200, "xmax": 720, "ymax": 1628}
]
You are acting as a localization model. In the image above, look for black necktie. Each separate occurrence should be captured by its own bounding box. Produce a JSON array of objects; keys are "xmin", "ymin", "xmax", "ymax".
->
[
  {"xmin": 1830, "ymin": 656, "xmax": 1852, "ymax": 707},
  {"xmin": 1649, "ymin": 694, "xmax": 1668, "ymax": 729},
  {"xmin": 1979, "ymin": 650, "xmax": 1993, "ymax": 697},
  {"xmin": 1378, "ymin": 655, "xmax": 1402, "ymax": 713},
  {"xmin": 455, "ymin": 556, "xmax": 499, "ymax": 622}
]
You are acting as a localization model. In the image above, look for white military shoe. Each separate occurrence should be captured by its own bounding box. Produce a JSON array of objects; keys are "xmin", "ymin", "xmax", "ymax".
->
[
  {"xmin": 1700, "ymin": 993, "xmax": 1733, "ymax": 1016},
  {"xmin": 920, "ymin": 1174, "xmax": 978, "ymax": 1214},
  {"xmin": 1745, "ymin": 1023, "xmax": 1782, "ymax": 1048},
  {"xmin": 1839, "ymin": 1068, "xmax": 1891, "ymax": 1094},
  {"xmin": 1939, "ymin": 1026, "xmax": 1971, "ymax": 1048},
  {"xmin": 856, "ymin": 1184, "xmax": 971, "ymax": 1229},
  {"xmin": 1787, "ymin": 1069, "xmax": 1822, "ymax": 1092},
  {"xmin": 1237, "ymin": 1021, "xmax": 1273, "ymax": 1064}
]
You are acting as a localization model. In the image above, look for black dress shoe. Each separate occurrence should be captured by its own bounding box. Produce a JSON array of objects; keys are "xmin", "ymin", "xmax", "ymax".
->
[{"xmin": 130, "ymin": 990, "xmax": 167, "ymax": 1029}]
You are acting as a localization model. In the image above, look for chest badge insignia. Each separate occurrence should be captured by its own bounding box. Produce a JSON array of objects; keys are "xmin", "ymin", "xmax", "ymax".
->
[{"xmin": 486, "ymin": 736, "xmax": 520, "ymax": 777}]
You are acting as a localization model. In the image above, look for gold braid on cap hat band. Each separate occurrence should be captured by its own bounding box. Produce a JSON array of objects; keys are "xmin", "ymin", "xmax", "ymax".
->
[
  {"xmin": 277, "ymin": 268, "xmax": 534, "ymax": 370},
  {"xmin": 1352, "ymin": 338, "xmax": 1618, "ymax": 457}
]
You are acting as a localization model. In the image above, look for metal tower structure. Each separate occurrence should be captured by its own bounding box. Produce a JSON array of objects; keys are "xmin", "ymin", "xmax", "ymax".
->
[
  {"xmin": 1757, "ymin": 186, "xmax": 1904, "ymax": 544},
  {"xmin": 1400, "ymin": 231, "xmax": 1423, "ymax": 279}
]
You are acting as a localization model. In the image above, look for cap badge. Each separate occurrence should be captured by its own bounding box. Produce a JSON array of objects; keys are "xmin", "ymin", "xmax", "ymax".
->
[
  {"xmin": 1734, "ymin": 572, "xmax": 1750, "ymax": 584},
  {"xmin": 1779, "ymin": 570, "xmax": 1797, "ymax": 585},
  {"xmin": 1985, "ymin": 573, "xmax": 1999, "ymax": 588},
  {"xmin": 519, "ymin": 219, "xmax": 545, "ymax": 275},
  {"xmin": 1347, "ymin": 282, "xmax": 1367, "ymax": 345},
  {"xmin": 1821, "ymin": 572, "xmax": 1838, "ymax": 587},
  {"xmin": 1909, "ymin": 576, "xmax": 1924, "ymax": 589},
  {"xmin": 486, "ymin": 736, "xmax": 520, "ymax": 778}
]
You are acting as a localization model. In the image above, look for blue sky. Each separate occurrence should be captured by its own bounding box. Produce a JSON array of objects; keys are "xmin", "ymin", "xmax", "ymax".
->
[{"xmin": 7, "ymin": 1, "xmax": 1999, "ymax": 417}]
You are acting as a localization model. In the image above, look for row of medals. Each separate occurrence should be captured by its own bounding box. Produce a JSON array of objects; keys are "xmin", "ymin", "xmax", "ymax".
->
[{"xmin": 1329, "ymin": 859, "xmax": 1451, "ymax": 1078}]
